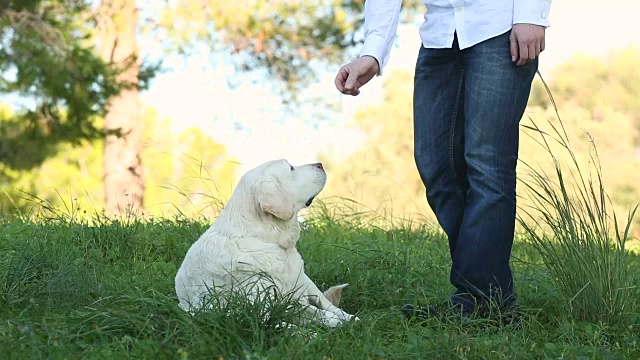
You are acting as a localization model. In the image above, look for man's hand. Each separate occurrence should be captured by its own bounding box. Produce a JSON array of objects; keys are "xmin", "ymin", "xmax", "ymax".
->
[
  {"xmin": 334, "ymin": 56, "xmax": 380, "ymax": 96},
  {"xmin": 510, "ymin": 24, "xmax": 545, "ymax": 66}
]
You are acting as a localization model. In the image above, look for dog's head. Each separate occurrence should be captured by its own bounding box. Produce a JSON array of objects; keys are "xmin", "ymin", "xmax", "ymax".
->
[{"xmin": 238, "ymin": 159, "xmax": 327, "ymax": 221}]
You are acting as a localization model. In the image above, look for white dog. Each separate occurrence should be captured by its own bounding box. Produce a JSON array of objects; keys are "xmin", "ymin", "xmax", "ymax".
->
[{"xmin": 174, "ymin": 159, "xmax": 359, "ymax": 327}]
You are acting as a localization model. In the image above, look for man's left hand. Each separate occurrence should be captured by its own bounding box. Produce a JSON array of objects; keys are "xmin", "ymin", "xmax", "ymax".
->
[{"xmin": 510, "ymin": 24, "xmax": 545, "ymax": 66}]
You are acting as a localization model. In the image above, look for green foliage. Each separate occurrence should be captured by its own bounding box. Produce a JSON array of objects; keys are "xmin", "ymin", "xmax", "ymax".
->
[
  {"xmin": 141, "ymin": 108, "xmax": 239, "ymax": 218},
  {"xmin": 0, "ymin": 106, "xmax": 238, "ymax": 219},
  {"xmin": 0, "ymin": 103, "xmax": 105, "ymax": 218},
  {"xmin": 0, "ymin": 1, "xmax": 160, "ymax": 171},
  {"xmin": 1, "ymin": 1, "xmax": 119, "ymax": 136},
  {"xmin": 156, "ymin": 0, "xmax": 422, "ymax": 102},
  {"xmin": 0, "ymin": 213, "xmax": 639, "ymax": 358},
  {"xmin": 0, "ymin": 104, "xmax": 74, "ymax": 172},
  {"xmin": 534, "ymin": 46, "xmax": 640, "ymax": 143}
]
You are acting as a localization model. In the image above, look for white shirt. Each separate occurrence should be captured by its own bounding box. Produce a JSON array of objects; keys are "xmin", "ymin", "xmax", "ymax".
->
[{"xmin": 360, "ymin": 0, "xmax": 553, "ymax": 75}]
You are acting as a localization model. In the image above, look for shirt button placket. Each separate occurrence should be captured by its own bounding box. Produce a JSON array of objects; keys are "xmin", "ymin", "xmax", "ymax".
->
[{"xmin": 452, "ymin": 2, "xmax": 465, "ymax": 48}]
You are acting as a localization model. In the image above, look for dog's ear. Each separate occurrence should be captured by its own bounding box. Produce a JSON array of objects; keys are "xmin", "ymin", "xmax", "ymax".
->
[
  {"xmin": 256, "ymin": 180, "xmax": 294, "ymax": 221},
  {"xmin": 323, "ymin": 283, "xmax": 349, "ymax": 306}
]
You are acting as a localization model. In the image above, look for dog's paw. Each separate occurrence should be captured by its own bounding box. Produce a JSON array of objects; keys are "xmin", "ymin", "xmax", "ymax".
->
[
  {"xmin": 275, "ymin": 322, "xmax": 297, "ymax": 330},
  {"xmin": 324, "ymin": 316, "xmax": 344, "ymax": 328},
  {"xmin": 323, "ymin": 312, "xmax": 359, "ymax": 328},
  {"xmin": 344, "ymin": 313, "xmax": 360, "ymax": 323},
  {"xmin": 333, "ymin": 308, "xmax": 359, "ymax": 322}
]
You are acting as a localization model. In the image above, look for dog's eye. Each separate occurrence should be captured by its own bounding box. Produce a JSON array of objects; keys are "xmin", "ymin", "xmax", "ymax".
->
[{"xmin": 290, "ymin": 165, "xmax": 294, "ymax": 171}]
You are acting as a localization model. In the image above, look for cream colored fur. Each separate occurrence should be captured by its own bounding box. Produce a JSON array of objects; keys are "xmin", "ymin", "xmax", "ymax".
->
[{"xmin": 174, "ymin": 159, "xmax": 358, "ymax": 327}]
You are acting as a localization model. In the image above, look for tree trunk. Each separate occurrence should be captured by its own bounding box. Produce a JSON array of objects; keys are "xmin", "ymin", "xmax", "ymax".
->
[{"xmin": 97, "ymin": 0, "xmax": 144, "ymax": 216}]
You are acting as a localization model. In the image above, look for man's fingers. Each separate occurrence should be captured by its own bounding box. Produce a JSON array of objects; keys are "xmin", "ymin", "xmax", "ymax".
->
[
  {"xmin": 336, "ymin": 66, "xmax": 360, "ymax": 96},
  {"xmin": 334, "ymin": 67, "xmax": 348, "ymax": 92},
  {"xmin": 344, "ymin": 71, "xmax": 359, "ymax": 92},
  {"xmin": 344, "ymin": 75, "xmax": 360, "ymax": 96},
  {"xmin": 336, "ymin": 56, "xmax": 377, "ymax": 96},
  {"xmin": 515, "ymin": 39, "xmax": 542, "ymax": 65},
  {"xmin": 528, "ymin": 43, "xmax": 537, "ymax": 62},
  {"xmin": 509, "ymin": 32, "xmax": 518, "ymax": 63},
  {"xmin": 511, "ymin": 24, "xmax": 545, "ymax": 66},
  {"xmin": 517, "ymin": 41, "xmax": 528, "ymax": 66}
]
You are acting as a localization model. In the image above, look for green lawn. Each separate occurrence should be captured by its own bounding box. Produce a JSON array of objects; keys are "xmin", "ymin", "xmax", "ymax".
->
[{"xmin": 0, "ymin": 214, "xmax": 638, "ymax": 359}]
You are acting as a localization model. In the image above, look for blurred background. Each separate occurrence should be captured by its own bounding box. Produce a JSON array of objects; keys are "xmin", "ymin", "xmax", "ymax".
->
[{"xmin": 1, "ymin": 0, "xmax": 638, "ymax": 236}]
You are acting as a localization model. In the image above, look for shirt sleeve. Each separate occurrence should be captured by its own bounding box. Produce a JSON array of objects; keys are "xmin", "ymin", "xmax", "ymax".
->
[
  {"xmin": 513, "ymin": 0, "xmax": 552, "ymax": 28},
  {"xmin": 359, "ymin": 0, "xmax": 402, "ymax": 76}
]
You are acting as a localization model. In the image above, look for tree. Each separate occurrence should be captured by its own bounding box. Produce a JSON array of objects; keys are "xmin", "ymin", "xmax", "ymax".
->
[
  {"xmin": 0, "ymin": 0, "xmax": 156, "ymax": 216},
  {"xmin": 0, "ymin": 1, "xmax": 125, "ymax": 165},
  {"xmin": 96, "ymin": 0, "xmax": 145, "ymax": 216}
]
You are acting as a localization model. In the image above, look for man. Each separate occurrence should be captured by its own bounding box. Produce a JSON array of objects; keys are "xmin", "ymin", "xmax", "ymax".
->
[{"xmin": 334, "ymin": 0, "xmax": 552, "ymax": 322}]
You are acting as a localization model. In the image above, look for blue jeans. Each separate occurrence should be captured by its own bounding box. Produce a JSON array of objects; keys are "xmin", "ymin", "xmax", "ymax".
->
[{"xmin": 413, "ymin": 30, "xmax": 537, "ymax": 311}]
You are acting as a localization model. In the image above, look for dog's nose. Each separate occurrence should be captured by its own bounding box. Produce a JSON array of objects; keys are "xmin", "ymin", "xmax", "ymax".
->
[{"xmin": 313, "ymin": 163, "xmax": 324, "ymax": 170}]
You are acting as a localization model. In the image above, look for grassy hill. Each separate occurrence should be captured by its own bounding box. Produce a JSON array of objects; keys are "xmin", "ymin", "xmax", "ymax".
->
[{"xmin": 1, "ymin": 209, "xmax": 639, "ymax": 359}]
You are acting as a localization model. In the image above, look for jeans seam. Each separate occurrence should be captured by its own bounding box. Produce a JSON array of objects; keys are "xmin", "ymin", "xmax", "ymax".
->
[{"xmin": 449, "ymin": 69, "xmax": 465, "ymax": 201}]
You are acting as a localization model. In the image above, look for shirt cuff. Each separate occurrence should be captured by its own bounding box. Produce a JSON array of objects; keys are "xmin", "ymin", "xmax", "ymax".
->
[
  {"xmin": 513, "ymin": 0, "xmax": 552, "ymax": 28},
  {"xmin": 360, "ymin": 35, "xmax": 387, "ymax": 76}
]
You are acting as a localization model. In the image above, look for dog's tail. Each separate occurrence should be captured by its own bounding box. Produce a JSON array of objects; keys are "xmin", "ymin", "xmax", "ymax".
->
[{"xmin": 323, "ymin": 283, "xmax": 349, "ymax": 306}]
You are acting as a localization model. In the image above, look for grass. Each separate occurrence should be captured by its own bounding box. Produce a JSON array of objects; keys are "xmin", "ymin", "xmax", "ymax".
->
[
  {"xmin": 517, "ymin": 72, "xmax": 640, "ymax": 329},
  {"xmin": 519, "ymin": 120, "xmax": 639, "ymax": 328},
  {"xmin": 0, "ymin": 210, "xmax": 639, "ymax": 359}
]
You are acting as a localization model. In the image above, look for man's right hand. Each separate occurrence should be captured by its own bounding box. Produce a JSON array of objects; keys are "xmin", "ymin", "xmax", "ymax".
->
[{"xmin": 334, "ymin": 56, "xmax": 380, "ymax": 96}]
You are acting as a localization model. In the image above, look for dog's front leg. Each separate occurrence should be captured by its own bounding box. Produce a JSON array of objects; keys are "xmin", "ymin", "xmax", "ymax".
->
[{"xmin": 299, "ymin": 273, "xmax": 359, "ymax": 322}]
